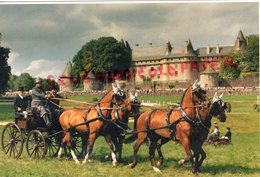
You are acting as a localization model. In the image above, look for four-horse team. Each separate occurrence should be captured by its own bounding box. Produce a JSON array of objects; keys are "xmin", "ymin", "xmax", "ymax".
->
[{"xmin": 5, "ymin": 78, "xmax": 229, "ymax": 176}]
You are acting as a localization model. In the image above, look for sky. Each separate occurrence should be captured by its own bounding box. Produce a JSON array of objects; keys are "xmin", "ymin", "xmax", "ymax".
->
[{"xmin": 0, "ymin": 1, "xmax": 259, "ymax": 80}]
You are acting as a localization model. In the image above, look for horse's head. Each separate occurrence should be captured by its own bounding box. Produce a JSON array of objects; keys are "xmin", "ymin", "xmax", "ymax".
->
[
  {"xmin": 191, "ymin": 80, "xmax": 207, "ymax": 104},
  {"xmin": 128, "ymin": 92, "xmax": 141, "ymax": 118},
  {"xmin": 111, "ymin": 83, "xmax": 126, "ymax": 106},
  {"xmin": 210, "ymin": 92, "xmax": 227, "ymax": 122}
]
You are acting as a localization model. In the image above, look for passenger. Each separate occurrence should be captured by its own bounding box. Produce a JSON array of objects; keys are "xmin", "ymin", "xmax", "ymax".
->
[{"xmin": 14, "ymin": 86, "xmax": 28, "ymax": 119}]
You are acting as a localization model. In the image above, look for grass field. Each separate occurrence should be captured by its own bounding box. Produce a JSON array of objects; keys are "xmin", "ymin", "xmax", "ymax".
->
[{"xmin": 0, "ymin": 94, "xmax": 259, "ymax": 177}]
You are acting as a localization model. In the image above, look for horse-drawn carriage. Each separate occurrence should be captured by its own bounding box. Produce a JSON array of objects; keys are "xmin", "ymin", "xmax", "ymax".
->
[
  {"xmin": 1, "ymin": 106, "xmax": 87, "ymax": 160},
  {"xmin": 1, "ymin": 109, "xmax": 61, "ymax": 159}
]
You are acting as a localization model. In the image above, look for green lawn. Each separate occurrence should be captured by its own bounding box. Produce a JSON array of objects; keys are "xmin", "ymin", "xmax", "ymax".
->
[{"xmin": 0, "ymin": 94, "xmax": 259, "ymax": 177}]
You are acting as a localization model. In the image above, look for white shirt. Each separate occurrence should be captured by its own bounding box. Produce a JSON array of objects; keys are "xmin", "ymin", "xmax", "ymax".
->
[{"xmin": 18, "ymin": 94, "xmax": 23, "ymax": 99}]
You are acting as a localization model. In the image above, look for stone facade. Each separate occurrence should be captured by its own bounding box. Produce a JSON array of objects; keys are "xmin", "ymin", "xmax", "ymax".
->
[{"xmin": 132, "ymin": 30, "xmax": 247, "ymax": 87}]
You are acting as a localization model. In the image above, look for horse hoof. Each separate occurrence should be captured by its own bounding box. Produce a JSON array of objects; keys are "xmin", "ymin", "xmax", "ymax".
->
[
  {"xmin": 88, "ymin": 159, "xmax": 93, "ymax": 163},
  {"xmin": 156, "ymin": 161, "xmax": 162, "ymax": 167},
  {"xmin": 75, "ymin": 160, "xmax": 80, "ymax": 164},
  {"xmin": 128, "ymin": 163, "xmax": 136, "ymax": 169},
  {"xmin": 112, "ymin": 162, "xmax": 117, "ymax": 167},
  {"xmin": 104, "ymin": 155, "xmax": 110, "ymax": 160},
  {"xmin": 178, "ymin": 159, "xmax": 185, "ymax": 166},
  {"xmin": 153, "ymin": 166, "xmax": 162, "ymax": 173},
  {"xmin": 193, "ymin": 172, "xmax": 199, "ymax": 177}
]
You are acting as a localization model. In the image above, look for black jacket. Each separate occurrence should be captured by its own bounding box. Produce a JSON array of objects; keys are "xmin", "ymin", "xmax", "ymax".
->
[{"xmin": 14, "ymin": 95, "xmax": 28, "ymax": 112}]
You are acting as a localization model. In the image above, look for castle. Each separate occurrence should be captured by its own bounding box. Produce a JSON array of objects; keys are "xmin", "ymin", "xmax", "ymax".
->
[
  {"xmin": 132, "ymin": 30, "xmax": 247, "ymax": 88},
  {"xmin": 59, "ymin": 30, "xmax": 247, "ymax": 90}
]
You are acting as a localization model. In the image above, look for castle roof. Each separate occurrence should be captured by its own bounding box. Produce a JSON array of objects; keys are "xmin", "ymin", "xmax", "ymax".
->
[
  {"xmin": 234, "ymin": 30, "xmax": 247, "ymax": 50},
  {"xmin": 197, "ymin": 46, "xmax": 234, "ymax": 57},
  {"xmin": 132, "ymin": 40, "xmax": 197, "ymax": 61},
  {"xmin": 61, "ymin": 62, "xmax": 72, "ymax": 77}
]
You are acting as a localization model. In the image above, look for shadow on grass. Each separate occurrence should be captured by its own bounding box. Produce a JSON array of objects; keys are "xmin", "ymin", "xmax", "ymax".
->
[
  {"xmin": 201, "ymin": 164, "xmax": 260, "ymax": 175},
  {"xmin": 119, "ymin": 155, "xmax": 260, "ymax": 175}
]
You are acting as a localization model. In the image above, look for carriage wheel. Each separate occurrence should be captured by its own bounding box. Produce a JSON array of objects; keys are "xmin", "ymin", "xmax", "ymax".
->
[
  {"xmin": 71, "ymin": 133, "xmax": 87, "ymax": 158},
  {"xmin": 46, "ymin": 135, "xmax": 61, "ymax": 158},
  {"xmin": 26, "ymin": 130, "xmax": 47, "ymax": 159},
  {"xmin": 1, "ymin": 123, "xmax": 24, "ymax": 159}
]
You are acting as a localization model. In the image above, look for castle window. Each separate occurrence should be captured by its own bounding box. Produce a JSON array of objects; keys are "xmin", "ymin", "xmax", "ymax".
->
[
  {"xmin": 175, "ymin": 71, "xmax": 178, "ymax": 76},
  {"xmin": 158, "ymin": 74, "xmax": 160, "ymax": 79}
]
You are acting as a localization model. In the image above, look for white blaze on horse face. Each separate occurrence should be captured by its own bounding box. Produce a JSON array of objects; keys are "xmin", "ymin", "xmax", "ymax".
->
[
  {"xmin": 135, "ymin": 92, "xmax": 138, "ymax": 98},
  {"xmin": 192, "ymin": 80, "xmax": 199, "ymax": 90},
  {"xmin": 112, "ymin": 83, "xmax": 119, "ymax": 94},
  {"xmin": 213, "ymin": 92, "xmax": 224, "ymax": 103},
  {"xmin": 130, "ymin": 92, "xmax": 135, "ymax": 101}
]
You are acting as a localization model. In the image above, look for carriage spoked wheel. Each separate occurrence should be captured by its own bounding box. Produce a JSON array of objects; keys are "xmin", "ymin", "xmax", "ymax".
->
[
  {"xmin": 46, "ymin": 134, "xmax": 61, "ymax": 158},
  {"xmin": 1, "ymin": 123, "xmax": 24, "ymax": 159},
  {"xmin": 70, "ymin": 132, "xmax": 87, "ymax": 159},
  {"xmin": 26, "ymin": 130, "xmax": 47, "ymax": 159}
]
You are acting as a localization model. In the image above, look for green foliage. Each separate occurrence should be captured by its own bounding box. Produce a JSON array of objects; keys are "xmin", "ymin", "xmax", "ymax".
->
[
  {"xmin": 0, "ymin": 46, "xmax": 11, "ymax": 95},
  {"xmin": 219, "ymin": 35, "xmax": 259, "ymax": 79},
  {"xmin": 219, "ymin": 61, "xmax": 240, "ymax": 79},
  {"xmin": 72, "ymin": 37, "xmax": 131, "ymax": 80},
  {"xmin": 7, "ymin": 75, "xmax": 17, "ymax": 91},
  {"xmin": 239, "ymin": 35, "xmax": 259, "ymax": 72},
  {"xmin": 13, "ymin": 73, "xmax": 34, "ymax": 91},
  {"xmin": 120, "ymin": 82, "xmax": 126, "ymax": 89}
]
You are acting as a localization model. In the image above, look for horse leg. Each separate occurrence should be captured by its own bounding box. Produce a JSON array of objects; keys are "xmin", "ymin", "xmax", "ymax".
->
[
  {"xmin": 82, "ymin": 133, "xmax": 97, "ymax": 164},
  {"xmin": 104, "ymin": 134, "xmax": 118, "ymax": 166},
  {"xmin": 117, "ymin": 135, "xmax": 125, "ymax": 163},
  {"xmin": 149, "ymin": 140, "xmax": 161, "ymax": 173},
  {"xmin": 81, "ymin": 133, "xmax": 88, "ymax": 158},
  {"xmin": 129, "ymin": 133, "xmax": 146, "ymax": 168},
  {"xmin": 196, "ymin": 147, "xmax": 206, "ymax": 170},
  {"xmin": 180, "ymin": 138, "xmax": 198, "ymax": 176},
  {"xmin": 156, "ymin": 138, "xmax": 169, "ymax": 167},
  {"xmin": 63, "ymin": 131, "xmax": 80, "ymax": 164}
]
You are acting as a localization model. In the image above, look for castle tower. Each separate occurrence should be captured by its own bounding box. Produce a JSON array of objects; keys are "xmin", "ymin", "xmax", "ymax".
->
[
  {"xmin": 234, "ymin": 30, "xmax": 247, "ymax": 51},
  {"xmin": 184, "ymin": 40, "xmax": 196, "ymax": 56},
  {"xmin": 59, "ymin": 62, "xmax": 74, "ymax": 91}
]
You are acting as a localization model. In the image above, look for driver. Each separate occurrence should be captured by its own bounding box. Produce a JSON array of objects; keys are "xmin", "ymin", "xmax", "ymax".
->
[{"xmin": 31, "ymin": 78, "xmax": 52, "ymax": 128}]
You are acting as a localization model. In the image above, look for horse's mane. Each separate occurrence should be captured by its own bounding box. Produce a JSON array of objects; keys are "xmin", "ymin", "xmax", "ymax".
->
[
  {"xmin": 99, "ymin": 89, "xmax": 112, "ymax": 102},
  {"xmin": 180, "ymin": 85, "xmax": 191, "ymax": 106}
]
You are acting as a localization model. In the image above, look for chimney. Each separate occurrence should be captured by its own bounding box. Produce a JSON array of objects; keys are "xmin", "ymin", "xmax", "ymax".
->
[
  {"xmin": 135, "ymin": 44, "xmax": 139, "ymax": 47},
  {"xmin": 149, "ymin": 43, "xmax": 152, "ymax": 45},
  {"xmin": 216, "ymin": 44, "xmax": 220, "ymax": 54},
  {"xmin": 206, "ymin": 44, "xmax": 210, "ymax": 54}
]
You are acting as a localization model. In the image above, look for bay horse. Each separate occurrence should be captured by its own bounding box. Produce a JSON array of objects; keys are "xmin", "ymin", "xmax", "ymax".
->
[
  {"xmin": 106, "ymin": 92, "xmax": 140, "ymax": 162},
  {"xmin": 156, "ymin": 92, "xmax": 227, "ymax": 171},
  {"xmin": 58, "ymin": 84, "xmax": 126, "ymax": 165},
  {"xmin": 129, "ymin": 81, "xmax": 207, "ymax": 176}
]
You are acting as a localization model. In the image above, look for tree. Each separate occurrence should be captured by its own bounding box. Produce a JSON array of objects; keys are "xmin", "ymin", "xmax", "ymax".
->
[
  {"xmin": 219, "ymin": 34, "xmax": 259, "ymax": 78},
  {"xmin": 13, "ymin": 73, "xmax": 35, "ymax": 91},
  {"xmin": 219, "ymin": 60, "xmax": 240, "ymax": 79},
  {"xmin": 71, "ymin": 37, "xmax": 131, "ymax": 81},
  {"xmin": 0, "ymin": 45, "xmax": 11, "ymax": 94},
  {"xmin": 238, "ymin": 35, "xmax": 259, "ymax": 72},
  {"xmin": 7, "ymin": 74, "xmax": 18, "ymax": 91}
]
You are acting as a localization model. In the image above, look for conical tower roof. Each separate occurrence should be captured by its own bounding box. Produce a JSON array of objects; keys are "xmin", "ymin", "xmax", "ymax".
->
[
  {"xmin": 184, "ymin": 39, "xmax": 196, "ymax": 56},
  {"xmin": 234, "ymin": 30, "xmax": 247, "ymax": 50},
  {"xmin": 61, "ymin": 62, "xmax": 72, "ymax": 77}
]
